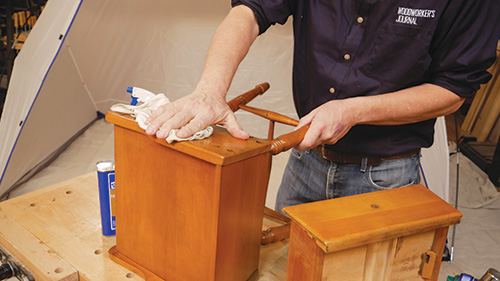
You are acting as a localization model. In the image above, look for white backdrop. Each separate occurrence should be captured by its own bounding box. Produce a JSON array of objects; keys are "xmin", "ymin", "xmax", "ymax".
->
[{"xmin": 0, "ymin": 0, "xmax": 448, "ymax": 204}]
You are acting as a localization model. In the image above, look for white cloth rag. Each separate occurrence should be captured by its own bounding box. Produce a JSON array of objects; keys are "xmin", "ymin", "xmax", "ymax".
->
[{"xmin": 110, "ymin": 92, "xmax": 213, "ymax": 143}]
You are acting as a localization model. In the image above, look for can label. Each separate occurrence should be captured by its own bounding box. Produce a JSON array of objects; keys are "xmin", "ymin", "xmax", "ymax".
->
[
  {"xmin": 108, "ymin": 172, "xmax": 116, "ymax": 230},
  {"xmin": 96, "ymin": 160, "xmax": 116, "ymax": 236}
]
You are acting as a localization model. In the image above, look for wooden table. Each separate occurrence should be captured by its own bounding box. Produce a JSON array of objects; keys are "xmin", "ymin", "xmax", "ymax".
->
[{"xmin": 0, "ymin": 173, "xmax": 289, "ymax": 281}]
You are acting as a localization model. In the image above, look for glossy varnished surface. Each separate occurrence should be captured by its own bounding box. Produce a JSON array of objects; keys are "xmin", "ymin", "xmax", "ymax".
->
[
  {"xmin": 283, "ymin": 185, "xmax": 463, "ymax": 281},
  {"xmin": 109, "ymin": 111, "xmax": 274, "ymax": 280},
  {"xmin": 105, "ymin": 111, "xmax": 272, "ymax": 166},
  {"xmin": 283, "ymin": 185, "xmax": 462, "ymax": 253}
]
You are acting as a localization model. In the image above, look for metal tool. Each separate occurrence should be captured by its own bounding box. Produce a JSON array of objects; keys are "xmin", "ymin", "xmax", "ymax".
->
[
  {"xmin": 0, "ymin": 247, "xmax": 34, "ymax": 281},
  {"xmin": 478, "ymin": 268, "xmax": 500, "ymax": 281}
]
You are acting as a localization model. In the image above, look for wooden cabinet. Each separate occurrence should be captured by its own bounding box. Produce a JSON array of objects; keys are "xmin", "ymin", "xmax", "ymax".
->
[
  {"xmin": 106, "ymin": 111, "xmax": 274, "ymax": 281},
  {"xmin": 283, "ymin": 185, "xmax": 462, "ymax": 281}
]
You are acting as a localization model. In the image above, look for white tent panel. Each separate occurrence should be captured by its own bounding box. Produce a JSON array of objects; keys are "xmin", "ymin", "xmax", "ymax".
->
[
  {"xmin": 65, "ymin": 0, "xmax": 296, "ymax": 136},
  {"xmin": 421, "ymin": 116, "xmax": 450, "ymax": 202},
  {"xmin": 2, "ymin": 42, "xmax": 97, "ymax": 183},
  {"xmin": 0, "ymin": 0, "xmax": 91, "ymax": 196}
]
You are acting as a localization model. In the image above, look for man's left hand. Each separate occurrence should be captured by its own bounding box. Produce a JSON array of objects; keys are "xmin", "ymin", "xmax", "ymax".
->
[{"xmin": 295, "ymin": 99, "xmax": 357, "ymax": 151}]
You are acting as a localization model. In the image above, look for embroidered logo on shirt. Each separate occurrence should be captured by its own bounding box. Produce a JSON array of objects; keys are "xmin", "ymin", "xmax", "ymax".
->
[{"xmin": 396, "ymin": 7, "xmax": 435, "ymax": 25}]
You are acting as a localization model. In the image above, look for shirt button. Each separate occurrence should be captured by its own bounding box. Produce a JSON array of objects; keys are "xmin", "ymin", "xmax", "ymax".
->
[
  {"xmin": 329, "ymin": 87, "xmax": 335, "ymax": 94},
  {"xmin": 344, "ymin": 54, "xmax": 351, "ymax": 60},
  {"xmin": 357, "ymin": 17, "xmax": 364, "ymax": 24}
]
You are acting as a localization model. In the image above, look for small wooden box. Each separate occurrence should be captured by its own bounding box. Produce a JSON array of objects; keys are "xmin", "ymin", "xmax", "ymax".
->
[
  {"xmin": 105, "ymin": 112, "xmax": 273, "ymax": 281},
  {"xmin": 283, "ymin": 185, "xmax": 462, "ymax": 281}
]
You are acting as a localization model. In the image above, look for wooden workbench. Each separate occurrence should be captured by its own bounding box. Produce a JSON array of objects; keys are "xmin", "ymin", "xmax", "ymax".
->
[{"xmin": 0, "ymin": 173, "xmax": 288, "ymax": 281}]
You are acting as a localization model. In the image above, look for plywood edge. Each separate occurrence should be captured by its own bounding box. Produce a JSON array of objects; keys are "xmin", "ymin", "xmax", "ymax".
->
[{"xmin": 0, "ymin": 207, "xmax": 78, "ymax": 281}]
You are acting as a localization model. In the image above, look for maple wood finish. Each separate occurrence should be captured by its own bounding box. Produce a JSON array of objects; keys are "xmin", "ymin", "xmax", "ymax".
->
[
  {"xmin": 106, "ymin": 111, "xmax": 275, "ymax": 281},
  {"xmin": 105, "ymin": 81, "xmax": 313, "ymax": 281},
  {"xmin": 283, "ymin": 185, "xmax": 462, "ymax": 281},
  {"xmin": 261, "ymin": 207, "xmax": 291, "ymax": 245},
  {"xmin": 239, "ymin": 104, "xmax": 299, "ymax": 127},
  {"xmin": 226, "ymin": 82, "xmax": 270, "ymax": 112}
]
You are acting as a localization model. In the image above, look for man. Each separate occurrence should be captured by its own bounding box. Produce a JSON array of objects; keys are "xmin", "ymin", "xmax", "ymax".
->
[{"xmin": 145, "ymin": 1, "xmax": 500, "ymax": 212}]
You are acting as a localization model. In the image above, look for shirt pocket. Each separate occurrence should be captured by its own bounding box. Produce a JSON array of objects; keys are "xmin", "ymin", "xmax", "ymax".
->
[{"xmin": 364, "ymin": 22, "xmax": 433, "ymax": 84}]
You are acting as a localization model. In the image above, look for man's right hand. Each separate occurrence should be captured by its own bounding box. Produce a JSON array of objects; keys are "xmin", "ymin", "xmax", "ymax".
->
[
  {"xmin": 145, "ymin": 5, "xmax": 258, "ymax": 141},
  {"xmin": 144, "ymin": 89, "xmax": 249, "ymax": 140}
]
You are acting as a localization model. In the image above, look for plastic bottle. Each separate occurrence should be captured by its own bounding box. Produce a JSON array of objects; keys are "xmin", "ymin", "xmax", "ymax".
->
[
  {"xmin": 126, "ymin": 87, "xmax": 155, "ymax": 105},
  {"xmin": 448, "ymin": 268, "xmax": 500, "ymax": 281},
  {"xmin": 447, "ymin": 274, "xmax": 476, "ymax": 281}
]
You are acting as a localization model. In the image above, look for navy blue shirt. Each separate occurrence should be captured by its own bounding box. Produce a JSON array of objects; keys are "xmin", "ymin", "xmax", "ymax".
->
[{"xmin": 232, "ymin": 0, "xmax": 500, "ymax": 157}]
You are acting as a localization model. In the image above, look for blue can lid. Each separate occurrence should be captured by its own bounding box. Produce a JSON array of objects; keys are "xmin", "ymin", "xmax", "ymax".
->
[{"xmin": 126, "ymin": 86, "xmax": 133, "ymax": 93}]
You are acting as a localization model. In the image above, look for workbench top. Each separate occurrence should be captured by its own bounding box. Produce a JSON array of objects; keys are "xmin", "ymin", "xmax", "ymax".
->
[{"xmin": 0, "ymin": 173, "xmax": 288, "ymax": 281}]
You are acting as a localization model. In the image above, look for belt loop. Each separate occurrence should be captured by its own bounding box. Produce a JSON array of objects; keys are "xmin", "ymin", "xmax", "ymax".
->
[
  {"xmin": 360, "ymin": 157, "xmax": 368, "ymax": 173},
  {"xmin": 321, "ymin": 145, "xmax": 327, "ymax": 160}
]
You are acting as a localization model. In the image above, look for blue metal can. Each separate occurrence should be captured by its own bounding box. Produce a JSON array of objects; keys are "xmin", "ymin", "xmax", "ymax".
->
[{"xmin": 96, "ymin": 160, "xmax": 116, "ymax": 236}]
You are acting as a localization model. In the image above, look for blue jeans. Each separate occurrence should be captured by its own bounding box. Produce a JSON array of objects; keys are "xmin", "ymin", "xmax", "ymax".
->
[{"xmin": 275, "ymin": 148, "xmax": 421, "ymax": 214}]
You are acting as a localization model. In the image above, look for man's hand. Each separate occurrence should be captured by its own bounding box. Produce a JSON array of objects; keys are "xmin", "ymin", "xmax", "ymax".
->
[
  {"xmin": 145, "ymin": 90, "xmax": 249, "ymax": 140},
  {"xmin": 295, "ymin": 99, "xmax": 357, "ymax": 150},
  {"xmin": 144, "ymin": 5, "xmax": 258, "ymax": 141},
  {"xmin": 294, "ymin": 84, "xmax": 464, "ymax": 151}
]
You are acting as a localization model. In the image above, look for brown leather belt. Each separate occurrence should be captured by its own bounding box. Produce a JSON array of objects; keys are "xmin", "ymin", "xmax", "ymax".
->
[{"xmin": 314, "ymin": 146, "xmax": 420, "ymax": 166}]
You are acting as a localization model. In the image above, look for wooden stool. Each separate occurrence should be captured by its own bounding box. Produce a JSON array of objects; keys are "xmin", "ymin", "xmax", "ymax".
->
[
  {"xmin": 105, "ymin": 83, "xmax": 312, "ymax": 281},
  {"xmin": 283, "ymin": 185, "xmax": 462, "ymax": 281},
  {"xmin": 106, "ymin": 111, "xmax": 273, "ymax": 281},
  {"xmin": 105, "ymin": 104, "xmax": 307, "ymax": 281}
]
